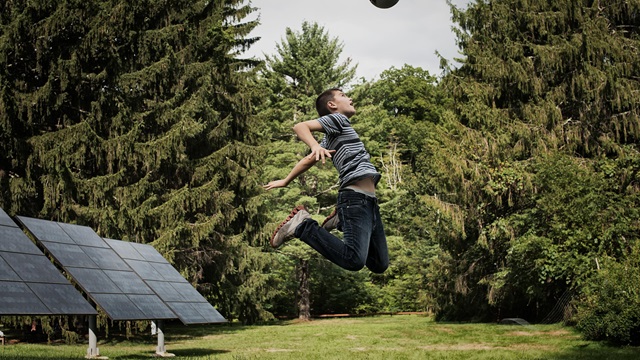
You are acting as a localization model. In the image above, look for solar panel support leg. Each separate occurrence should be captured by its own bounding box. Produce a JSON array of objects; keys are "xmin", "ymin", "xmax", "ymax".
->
[
  {"xmin": 154, "ymin": 320, "xmax": 175, "ymax": 357},
  {"xmin": 86, "ymin": 315, "xmax": 107, "ymax": 359}
]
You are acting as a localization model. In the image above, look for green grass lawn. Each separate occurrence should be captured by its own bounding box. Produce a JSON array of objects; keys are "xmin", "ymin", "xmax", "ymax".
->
[{"xmin": 1, "ymin": 315, "xmax": 639, "ymax": 359}]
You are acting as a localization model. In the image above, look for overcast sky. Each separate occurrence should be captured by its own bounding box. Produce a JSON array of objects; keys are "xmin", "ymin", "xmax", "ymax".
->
[{"xmin": 244, "ymin": 0, "xmax": 472, "ymax": 81}]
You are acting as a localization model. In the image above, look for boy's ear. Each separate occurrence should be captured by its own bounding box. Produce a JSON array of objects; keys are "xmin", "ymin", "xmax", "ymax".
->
[{"xmin": 327, "ymin": 100, "xmax": 337, "ymax": 111}]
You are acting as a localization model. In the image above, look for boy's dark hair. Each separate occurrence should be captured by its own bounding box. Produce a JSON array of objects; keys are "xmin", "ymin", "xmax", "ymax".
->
[{"xmin": 315, "ymin": 88, "xmax": 342, "ymax": 117}]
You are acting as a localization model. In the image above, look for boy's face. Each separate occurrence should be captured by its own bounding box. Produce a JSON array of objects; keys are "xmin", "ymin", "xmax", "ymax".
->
[{"xmin": 329, "ymin": 91, "xmax": 356, "ymax": 117}]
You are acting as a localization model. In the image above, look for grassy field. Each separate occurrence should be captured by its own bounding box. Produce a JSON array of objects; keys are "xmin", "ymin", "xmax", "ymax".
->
[{"xmin": 1, "ymin": 315, "xmax": 639, "ymax": 359}]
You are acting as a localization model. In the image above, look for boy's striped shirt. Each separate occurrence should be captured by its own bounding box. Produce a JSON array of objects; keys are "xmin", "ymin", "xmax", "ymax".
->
[{"xmin": 317, "ymin": 113, "xmax": 381, "ymax": 188}]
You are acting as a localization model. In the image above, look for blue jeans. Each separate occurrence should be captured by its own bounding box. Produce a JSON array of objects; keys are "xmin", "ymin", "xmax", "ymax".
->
[{"xmin": 294, "ymin": 189, "xmax": 389, "ymax": 273}]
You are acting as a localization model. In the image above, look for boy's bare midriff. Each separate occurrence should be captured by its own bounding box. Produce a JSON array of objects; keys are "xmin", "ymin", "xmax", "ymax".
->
[{"xmin": 349, "ymin": 176, "xmax": 376, "ymax": 194}]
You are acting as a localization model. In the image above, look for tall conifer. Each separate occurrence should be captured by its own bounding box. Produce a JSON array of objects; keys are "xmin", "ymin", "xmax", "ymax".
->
[
  {"xmin": 433, "ymin": 0, "xmax": 640, "ymax": 320},
  {"xmin": 1, "ymin": 0, "xmax": 272, "ymax": 322}
]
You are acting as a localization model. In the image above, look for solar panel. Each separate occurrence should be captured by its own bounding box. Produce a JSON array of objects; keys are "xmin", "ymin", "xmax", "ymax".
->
[
  {"xmin": 125, "ymin": 259, "xmax": 165, "ymax": 281},
  {"xmin": 58, "ymin": 222, "xmax": 109, "ymax": 248},
  {"xmin": 127, "ymin": 295, "xmax": 176, "ymax": 319},
  {"xmin": 146, "ymin": 281, "xmax": 185, "ymax": 302},
  {"xmin": 0, "ymin": 210, "xmax": 97, "ymax": 316},
  {"xmin": 39, "ymin": 242, "xmax": 98, "ymax": 268},
  {"xmin": 105, "ymin": 239, "xmax": 226, "ymax": 324},
  {"xmin": 82, "ymin": 247, "xmax": 129, "ymax": 270},
  {"xmin": 0, "ymin": 226, "xmax": 43, "ymax": 254},
  {"xmin": 65, "ymin": 267, "xmax": 121, "ymax": 294},
  {"xmin": 15, "ymin": 216, "xmax": 75, "ymax": 244},
  {"xmin": 150, "ymin": 262, "xmax": 186, "ymax": 282},
  {"xmin": 91, "ymin": 293, "xmax": 147, "ymax": 320},
  {"xmin": 1, "ymin": 252, "xmax": 70, "ymax": 284},
  {"xmin": 0, "ymin": 257, "xmax": 21, "ymax": 281},
  {"xmin": 17, "ymin": 217, "xmax": 177, "ymax": 321},
  {"xmin": 103, "ymin": 270, "xmax": 155, "ymax": 295},
  {"xmin": 105, "ymin": 238, "xmax": 145, "ymax": 260},
  {"xmin": 29, "ymin": 283, "xmax": 96, "ymax": 315},
  {"xmin": 0, "ymin": 208, "xmax": 15, "ymax": 227},
  {"xmin": 0, "ymin": 281, "xmax": 51, "ymax": 315}
]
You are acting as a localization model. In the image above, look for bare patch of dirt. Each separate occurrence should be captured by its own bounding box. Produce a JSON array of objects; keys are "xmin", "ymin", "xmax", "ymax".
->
[
  {"xmin": 433, "ymin": 327, "xmax": 455, "ymax": 334},
  {"xmin": 265, "ymin": 348, "xmax": 295, "ymax": 353},
  {"xmin": 419, "ymin": 343, "xmax": 555, "ymax": 351}
]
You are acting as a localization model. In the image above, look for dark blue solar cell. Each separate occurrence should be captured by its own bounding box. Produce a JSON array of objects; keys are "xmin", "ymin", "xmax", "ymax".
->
[
  {"xmin": 0, "ymin": 226, "xmax": 42, "ymax": 255},
  {"xmin": 104, "ymin": 238, "xmax": 145, "ymax": 260},
  {"xmin": 190, "ymin": 301, "xmax": 227, "ymax": 324},
  {"xmin": 29, "ymin": 283, "xmax": 97, "ymax": 315},
  {"xmin": 0, "ymin": 281, "xmax": 51, "ymax": 315},
  {"xmin": 169, "ymin": 281, "xmax": 205, "ymax": 301},
  {"xmin": 125, "ymin": 259, "xmax": 165, "ymax": 281},
  {"xmin": 0, "ymin": 208, "xmax": 16, "ymax": 228},
  {"xmin": 82, "ymin": 246, "xmax": 129, "ymax": 270},
  {"xmin": 146, "ymin": 281, "xmax": 184, "ymax": 302},
  {"xmin": 103, "ymin": 270, "xmax": 155, "ymax": 295},
  {"xmin": 2, "ymin": 253, "xmax": 69, "ymax": 284},
  {"xmin": 127, "ymin": 294, "xmax": 176, "ymax": 319},
  {"xmin": 58, "ymin": 222, "xmax": 109, "ymax": 248},
  {"xmin": 129, "ymin": 243, "xmax": 168, "ymax": 263},
  {"xmin": 91, "ymin": 293, "xmax": 147, "ymax": 320},
  {"xmin": 0, "ymin": 257, "xmax": 21, "ymax": 281},
  {"xmin": 65, "ymin": 267, "xmax": 122, "ymax": 294},
  {"xmin": 151, "ymin": 262, "xmax": 187, "ymax": 282},
  {"xmin": 17, "ymin": 216, "xmax": 75, "ymax": 244},
  {"xmin": 39, "ymin": 242, "xmax": 98, "ymax": 268},
  {"xmin": 165, "ymin": 302, "xmax": 203, "ymax": 324}
]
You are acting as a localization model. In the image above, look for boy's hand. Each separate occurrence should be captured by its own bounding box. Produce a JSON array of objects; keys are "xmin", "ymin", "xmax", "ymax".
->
[
  {"xmin": 309, "ymin": 145, "xmax": 336, "ymax": 164},
  {"xmin": 263, "ymin": 179, "xmax": 288, "ymax": 191}
]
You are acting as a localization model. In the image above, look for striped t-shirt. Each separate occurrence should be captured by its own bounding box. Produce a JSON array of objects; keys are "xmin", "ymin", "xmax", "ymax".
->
[{"xmin": 317, "ymin": 113, "xmax": 381, "ymax": 188}]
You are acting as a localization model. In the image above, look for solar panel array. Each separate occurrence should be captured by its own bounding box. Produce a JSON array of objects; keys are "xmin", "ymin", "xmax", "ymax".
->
[
  {"xmin": 106, "ymin": 239, "xmax": 226, "ymax": 324},
  {"xmin": 17, "ymin": 216, "xmax": 226, "ymax": 324},
  {"xmin": 0, "ymin": 208, "xmax": 96, "ymax": 316},
  {"xmin": 17, "ymin": 216, "xmax": 176, "ymax": 321}
]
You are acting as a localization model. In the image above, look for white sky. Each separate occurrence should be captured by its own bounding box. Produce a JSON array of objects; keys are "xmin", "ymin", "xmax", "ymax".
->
[{"xmin": 244, "ymin": 0, "xmax": 472, "ymax": 81}]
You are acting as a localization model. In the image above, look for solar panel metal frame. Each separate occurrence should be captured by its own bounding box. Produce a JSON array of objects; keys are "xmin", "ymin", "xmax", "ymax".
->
[{"xmin": 0, "ymin": 210, "xmax": 96, "ymax": 316}]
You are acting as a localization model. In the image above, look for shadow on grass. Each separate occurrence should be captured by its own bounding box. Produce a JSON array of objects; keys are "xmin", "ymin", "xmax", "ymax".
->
[
  {"xmin": 551, "ymin": 343, "xmax": 640, "ymax": 360},
  {"xmin": 100, "ymin": 348, "xmax": 229, "ymax": 359},
  {"xmin": 170, "ymin": 348, "xmax": 231, "ymax": 357}
]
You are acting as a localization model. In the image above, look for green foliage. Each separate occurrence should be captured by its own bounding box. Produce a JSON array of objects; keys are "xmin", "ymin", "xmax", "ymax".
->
[
  {"xmin": 0, "ymin": 0, "xmax": 272, "ymax": 324},
  {"xmin": 257, "ymin": 21, "xmax": 359, "ymax": 318},
  {"xmin": 576, "ymin": 242, "xmax": 640, "ymax": 345},
  {"xmin": 431, "ymin": 0, "xmax": 640, "ymax": 322}
]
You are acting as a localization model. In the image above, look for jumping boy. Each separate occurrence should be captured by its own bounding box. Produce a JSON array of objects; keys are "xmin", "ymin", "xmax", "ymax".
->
[{"xmin": 263, "ymin": 88, "xmax": 389, "ymax": 273}]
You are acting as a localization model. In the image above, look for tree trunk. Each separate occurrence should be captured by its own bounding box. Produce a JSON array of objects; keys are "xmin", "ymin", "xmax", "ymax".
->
[{"xmin": 296, "ymin": 258, "xmax": 311, "ymax": 321}]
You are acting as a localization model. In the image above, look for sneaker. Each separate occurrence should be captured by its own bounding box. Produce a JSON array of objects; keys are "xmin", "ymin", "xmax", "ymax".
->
[
  {"xmin": 271, "ymin": 205, "xmax": 311, "ymax": 248},
  {"xmin": 321, "ymin": 208, "xmax": 340, "ymax": 232}
]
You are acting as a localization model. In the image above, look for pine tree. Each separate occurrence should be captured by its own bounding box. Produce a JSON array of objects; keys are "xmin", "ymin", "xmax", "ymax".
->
[
  {"xmin": 433, "ymin": 0, "xmax": 640, "ymax": 320},
  {"xmin": 258, "ymin": 21, "xmax": 358, "ymax": 319},
  {"xmin": 1, "ymin": 0, "xmax": 273, "ymax": 323}
]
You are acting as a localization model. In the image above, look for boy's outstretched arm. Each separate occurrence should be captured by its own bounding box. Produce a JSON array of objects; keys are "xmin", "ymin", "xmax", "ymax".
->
[
  {"xmin": 263, "ymin": 119, "xmax": 335, "ymax": 191},
  {"xmin": 263, "ymin": 155, "xmax": 319, "ymax": 190}
]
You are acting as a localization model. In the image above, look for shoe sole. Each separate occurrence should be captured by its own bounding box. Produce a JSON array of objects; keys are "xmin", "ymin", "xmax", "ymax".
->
[{"xmin": 271, "ymin": 205, "xmax": 306, "ymax": 247}]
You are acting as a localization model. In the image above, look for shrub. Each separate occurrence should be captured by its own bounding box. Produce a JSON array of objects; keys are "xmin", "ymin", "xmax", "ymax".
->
[{"xmin": 575, "ymin": 245, "xmax": 640, "ymax": 345}]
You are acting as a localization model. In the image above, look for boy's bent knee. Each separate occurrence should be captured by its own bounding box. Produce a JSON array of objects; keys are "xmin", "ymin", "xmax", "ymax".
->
[
  {"xmin": 367, "ymin": 260, "xmax": 389, "ymax": 274},
  {"xmin": 343, "ymin": 260, "xmax": 366, "ymax": 272}
]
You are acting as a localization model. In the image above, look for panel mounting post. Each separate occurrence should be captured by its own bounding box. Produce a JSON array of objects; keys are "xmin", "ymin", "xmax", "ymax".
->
[
  {"xmin": 85, "ymin": 315, "xmax": 107, "ymax": 359},
  {"xmin": 154, "ymin": 320, "xmax": 175, "ymax": 357}
]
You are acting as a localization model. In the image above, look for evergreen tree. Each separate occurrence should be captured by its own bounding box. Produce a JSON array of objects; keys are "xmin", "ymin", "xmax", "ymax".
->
[
  {"xmin": 1, "ymin": 0, "xmax": 272, "ymax": 323},
  {"xmin": 432, "ymin": 0, "xmax": 640, "ymax": 321},
  {"xmin": 258, "ymin": 21, "xmax": 358, "ymax": 319}
]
